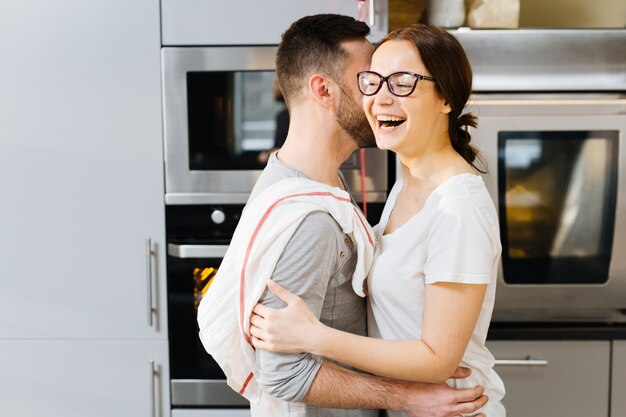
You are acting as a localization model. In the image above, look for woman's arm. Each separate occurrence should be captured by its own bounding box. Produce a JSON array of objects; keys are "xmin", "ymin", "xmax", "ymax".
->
[{"xmin": 250, "ymin": 280, "xmax": 486, "ymax": 383}]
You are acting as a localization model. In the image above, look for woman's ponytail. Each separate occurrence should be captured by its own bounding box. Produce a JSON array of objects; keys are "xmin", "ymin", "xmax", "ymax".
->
[{"xmin": 450, "ymin": 112, "xmax": 478, "ymax": 164}]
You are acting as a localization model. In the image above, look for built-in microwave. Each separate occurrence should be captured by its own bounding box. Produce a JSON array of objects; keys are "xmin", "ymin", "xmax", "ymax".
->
[{"xmin": 161, "ymin": 46, "xmax": 389, "ymax": 206}]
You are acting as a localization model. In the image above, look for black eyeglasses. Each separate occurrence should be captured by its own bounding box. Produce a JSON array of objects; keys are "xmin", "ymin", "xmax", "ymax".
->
[{"xmin": 357, "ymin": 71, "xmax": 436, "ymax": 97}]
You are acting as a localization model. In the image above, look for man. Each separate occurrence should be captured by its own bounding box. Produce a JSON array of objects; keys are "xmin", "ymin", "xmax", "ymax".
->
[{"xmin": 243, "ymin": 14, "xmax": 487, "ymax": 417}]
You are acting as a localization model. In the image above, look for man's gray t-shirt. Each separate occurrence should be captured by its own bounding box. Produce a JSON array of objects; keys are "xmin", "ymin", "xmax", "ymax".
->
[{"xmin": 249, "ymin": 152, "xmax": 377, "ymax": 417}]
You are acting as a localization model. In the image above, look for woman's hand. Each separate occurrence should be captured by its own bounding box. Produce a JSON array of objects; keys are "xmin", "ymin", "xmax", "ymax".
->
[{"xmin": 250, "ymin": 280, "xmax": 324, "ymax": 354}]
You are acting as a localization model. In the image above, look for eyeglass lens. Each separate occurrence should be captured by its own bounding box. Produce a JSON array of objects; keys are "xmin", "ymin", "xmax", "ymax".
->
[{"xmin": 358, "ymin": 72, "xmax": 419, "ymax": 97}]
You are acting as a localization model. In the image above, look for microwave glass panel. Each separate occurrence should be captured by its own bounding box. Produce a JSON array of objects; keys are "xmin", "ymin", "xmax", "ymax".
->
[
  {"xmin": 498, "ymin": 130, "xmax": 618, "ymax": 284},
  {"xmin": 187, "ymin": 71, "xmax": 286, "ymax": 170}
]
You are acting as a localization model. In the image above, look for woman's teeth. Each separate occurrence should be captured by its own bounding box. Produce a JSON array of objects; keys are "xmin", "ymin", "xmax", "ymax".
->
[{"xmin": 377, "ymin": 116, "xmax": 406, "ymax": 129}]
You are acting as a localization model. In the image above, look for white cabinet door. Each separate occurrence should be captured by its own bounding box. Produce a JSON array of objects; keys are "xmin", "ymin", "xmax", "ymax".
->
[
  {"xmin": 0, "ymin": 0, "xmax": 166, "ymax": 339},
  {"xmin": 161, "ymin": 0, "xmax": 388, "ymax": 45},
  {"xmin": 612, "ymin": 340, "xmax": 626, "ymax": 417},
  {"xmin": 0, "ymin": 340, "xmax": 170, "ymax": 417},
  {"xmin": 486, "ymin": 341, "xmax": 610, "ymax": 417}
]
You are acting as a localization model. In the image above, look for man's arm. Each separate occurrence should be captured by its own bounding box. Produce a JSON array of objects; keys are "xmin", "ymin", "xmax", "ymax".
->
[
  {"xmin": 253, "ymin": 211, "xmax": 340, "ymax": 402},
  {"xmin": 304, "ymin": 361, "xmax": 487, "ymax": 417}
]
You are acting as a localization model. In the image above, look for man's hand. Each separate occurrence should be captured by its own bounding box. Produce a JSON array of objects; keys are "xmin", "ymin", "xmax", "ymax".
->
[{"xmin": 401, "ymin": 367, "xmax": 488, "ymax": 417}]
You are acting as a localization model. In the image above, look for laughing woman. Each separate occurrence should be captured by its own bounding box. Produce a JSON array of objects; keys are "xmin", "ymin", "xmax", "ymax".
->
[{"xmin": 250, "ymin": 24, "xmax": 506, "ymax": 417}]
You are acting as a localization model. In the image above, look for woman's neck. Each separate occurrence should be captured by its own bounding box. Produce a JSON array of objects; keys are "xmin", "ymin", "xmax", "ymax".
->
[{"xmin": 399, "ymin": 141, "xmax": 472, "ymax": 184}]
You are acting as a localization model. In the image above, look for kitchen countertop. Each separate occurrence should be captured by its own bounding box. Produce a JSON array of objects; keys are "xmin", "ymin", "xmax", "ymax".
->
[{"xmin": 487, "ymin": 322, "xmax": 626, "ymax": 340}]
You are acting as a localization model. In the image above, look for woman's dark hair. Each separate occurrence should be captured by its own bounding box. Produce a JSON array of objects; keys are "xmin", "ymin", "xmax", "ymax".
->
[
  {"xmin": 276, "ymin": 14, "xmax": 370, "ymax": 106},
  {"xmin": 379, "ymin": 24, "xmax": 483, "ymax": 170}
]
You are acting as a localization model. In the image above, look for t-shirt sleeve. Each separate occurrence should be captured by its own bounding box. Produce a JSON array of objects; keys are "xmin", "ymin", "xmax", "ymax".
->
[
  {"xmin": 253, "ymin": 211, "xmax": 340, "ymax": 403},
  {"xmin": 424, "ymin": 198, "xmax": 498, "ymax": 285}
]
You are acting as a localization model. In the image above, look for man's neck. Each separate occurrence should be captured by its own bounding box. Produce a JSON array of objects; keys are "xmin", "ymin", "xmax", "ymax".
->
[{"xmin": 277, "ymin": 136, "xmax": 354, "ymax": 188}]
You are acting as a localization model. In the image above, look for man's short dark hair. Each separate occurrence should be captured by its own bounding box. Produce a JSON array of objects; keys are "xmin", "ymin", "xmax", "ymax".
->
[{"xmin": 276, "ymin": 14, "xmax": 370, "ymax": 106}]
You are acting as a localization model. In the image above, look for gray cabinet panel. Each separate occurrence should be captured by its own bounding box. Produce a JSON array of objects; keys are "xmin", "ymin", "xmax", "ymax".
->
[
  {"xmin": 0, "ymin": 340, "xmax": 170, "ymax": 417},
  {"xmin": 612, "ymin": 341, "xmax": 626, "ymax": 417},
  {"xmin": 486, "ymin": 341, "xmax": 610, "ymax": 417},
  {"xmin": 0, "ymin": 1, "xmax": 166, "ymax": 339},
  {"xmin": 161, "ymin": 0, "xmax": 388, "ymax": 45}
]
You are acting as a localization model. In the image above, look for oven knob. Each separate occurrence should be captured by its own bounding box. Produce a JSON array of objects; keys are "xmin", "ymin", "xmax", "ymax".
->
[{"xmin": 211, "ymin": 209, "xmax": 226, "ymax": 225}]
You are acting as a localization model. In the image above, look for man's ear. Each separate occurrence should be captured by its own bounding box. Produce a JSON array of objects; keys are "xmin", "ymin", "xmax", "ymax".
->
[{"xmin": 308, "ymin": 74, "xmax": 335, "ymax": 109}]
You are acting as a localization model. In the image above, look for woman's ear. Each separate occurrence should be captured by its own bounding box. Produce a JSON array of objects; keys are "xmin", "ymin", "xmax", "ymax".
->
[
  {"xmin": 308, "ymin": 74, "xmax": 335, "ymax": 109},
  {"xmin": 441, "ymin": 100, "xmax": 452, "ymax": 114}
]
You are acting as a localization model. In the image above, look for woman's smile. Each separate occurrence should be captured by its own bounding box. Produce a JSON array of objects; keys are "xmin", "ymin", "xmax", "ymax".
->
[{"xmin": 376, "ymin": 114, "xmax": 407, "ymax": 131}]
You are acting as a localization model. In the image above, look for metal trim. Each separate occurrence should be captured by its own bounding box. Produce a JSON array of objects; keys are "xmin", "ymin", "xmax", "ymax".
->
[
  {"xmin": 171, "ymin": 380, "xmax": 249, "ymax": 406},
  {"xmin": 167, "ymin": 244, "xmax": 229, "ymax": 259},
  {"xmin": 165, "ymin": 191, "xmax": 388, "ymax": 205},
  {"xmin": 453, "ymin": 29, "xmax": 626, "ymax": 92}
]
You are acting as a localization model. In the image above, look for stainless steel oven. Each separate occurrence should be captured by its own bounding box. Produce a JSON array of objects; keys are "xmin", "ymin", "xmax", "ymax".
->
[
  {"xmin": 165, "ymin": 201, "xmax": 384, "ymax": 411},
  {"xmin": 455, "ymin": 29, "xmax": 626, "ymax": 322},
  {"xmin": 162, "ymin": 46, "xmax": 389, "ymax": 205},
  {"xmin": 165, "ymin": 204, "xmax": 250, "ymax": 411},
  {"xmin": 471, "ymin": 94, "xmax": 626, "ymax": 322}
]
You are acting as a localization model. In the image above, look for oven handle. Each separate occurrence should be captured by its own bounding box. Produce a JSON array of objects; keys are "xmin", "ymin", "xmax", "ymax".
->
[
  {"xmin": 167, "ymin": 243, "xmax": 229, "ymax": 259},
  {"xmin": 494, "ymin": 357, "xmax": 548, "ymax": 367}
]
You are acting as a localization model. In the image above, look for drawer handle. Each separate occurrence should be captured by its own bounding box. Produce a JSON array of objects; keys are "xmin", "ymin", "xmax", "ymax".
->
[
  {"xmin": 495, "ymin": 357, "xmax": 548, "ymax": 367},
  {"xmin": 146, "ymin": 239, "xmax": 156, "ymax": 327},
  {"xmin": 150, "ymin": 360, "xmax": 160, "ymax": 417}
]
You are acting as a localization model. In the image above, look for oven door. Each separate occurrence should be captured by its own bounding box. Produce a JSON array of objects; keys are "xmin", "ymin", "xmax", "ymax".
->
[
  {"xmin": 167, "ymin": 242, "xmax": 249, "ymax": 407},
  {"xmin": 470, "ymin": 94, "xmax": 626, "ymax": 322}
]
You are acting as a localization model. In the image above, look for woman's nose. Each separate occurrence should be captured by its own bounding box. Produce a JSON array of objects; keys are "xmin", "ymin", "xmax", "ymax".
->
[{"xmin": 374, "ymin": 84, "xmax": 394, "ymax": 104}]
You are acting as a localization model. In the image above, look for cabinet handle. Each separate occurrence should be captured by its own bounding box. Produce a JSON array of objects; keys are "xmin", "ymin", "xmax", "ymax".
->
[
  {"xmin": 167, "ymin": 243, "xmax": 228, "ymax": 259},
  {"xmin": 150, "ymin": 360, "xmax": 160, "ymax": 417},
  {"xmin": 146, "ymin": 239, "xmax": 156, "ymax": 326},
  {"xmin": 495, "ymin": 357, "xmax": 548, "ymax": 366}
]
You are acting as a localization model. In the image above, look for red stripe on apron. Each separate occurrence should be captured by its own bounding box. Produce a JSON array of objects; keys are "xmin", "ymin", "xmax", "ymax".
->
[{"xmin": 239, "ymin": 371, "xmax": 255, "ymax": 395}]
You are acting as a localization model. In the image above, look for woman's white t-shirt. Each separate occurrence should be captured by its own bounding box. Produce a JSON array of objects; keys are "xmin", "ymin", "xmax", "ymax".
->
[{"xmin": 367, "ymin": 173, "xmax": 506, "ymax": 417}]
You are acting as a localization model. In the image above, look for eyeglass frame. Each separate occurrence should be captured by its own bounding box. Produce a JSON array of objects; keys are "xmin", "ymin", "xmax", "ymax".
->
[{"xmin": 356, "ymin": 70, "xmax": 436, "ymax": 97}]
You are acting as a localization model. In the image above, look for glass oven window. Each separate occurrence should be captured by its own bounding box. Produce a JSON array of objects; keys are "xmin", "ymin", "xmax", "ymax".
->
[
  {"xmin": 498, "ymin": 130, "xmax": 618, "ymax": 284},
  {"xmin": 168, "ymin": 256, "xmax": 226, "ymax": 379},
  {"xmin": 187, "ymin": 71, "xmax": 286, "ymax": 170}
]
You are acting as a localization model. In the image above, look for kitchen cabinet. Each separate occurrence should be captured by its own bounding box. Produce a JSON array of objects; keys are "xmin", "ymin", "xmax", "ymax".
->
[
  {"xmin": 612, "ymin": 340, "xmax": 626, "ymax": 417},
  {"xmin": 0, "ymin": 340, "xmax": 170, "ymax": 417},
  {"xmin": 161, "ymin": 0, "xmax": 389, "ymax": 45},
  {"xmin": 0, "ymin": 0, "xmax": 165, "ymax": 340},
  {"xmin": 0, "ymin": 0, "xmax": 169, "ymax": 415},
  {"xmin": 486, "ymin": 341, "xmax": 610, "ymax": 416}
]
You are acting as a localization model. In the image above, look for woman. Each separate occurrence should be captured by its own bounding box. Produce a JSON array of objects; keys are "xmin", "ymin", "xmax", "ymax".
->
[{"xmin": 250, "ymin": 24, "xmax": 505, "ymax": 416}]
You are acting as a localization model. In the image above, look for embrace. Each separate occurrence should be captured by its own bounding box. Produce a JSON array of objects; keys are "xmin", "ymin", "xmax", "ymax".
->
[{"xmin": 198, "ymin": 13, "xmax": 505, "ymax": 417}]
